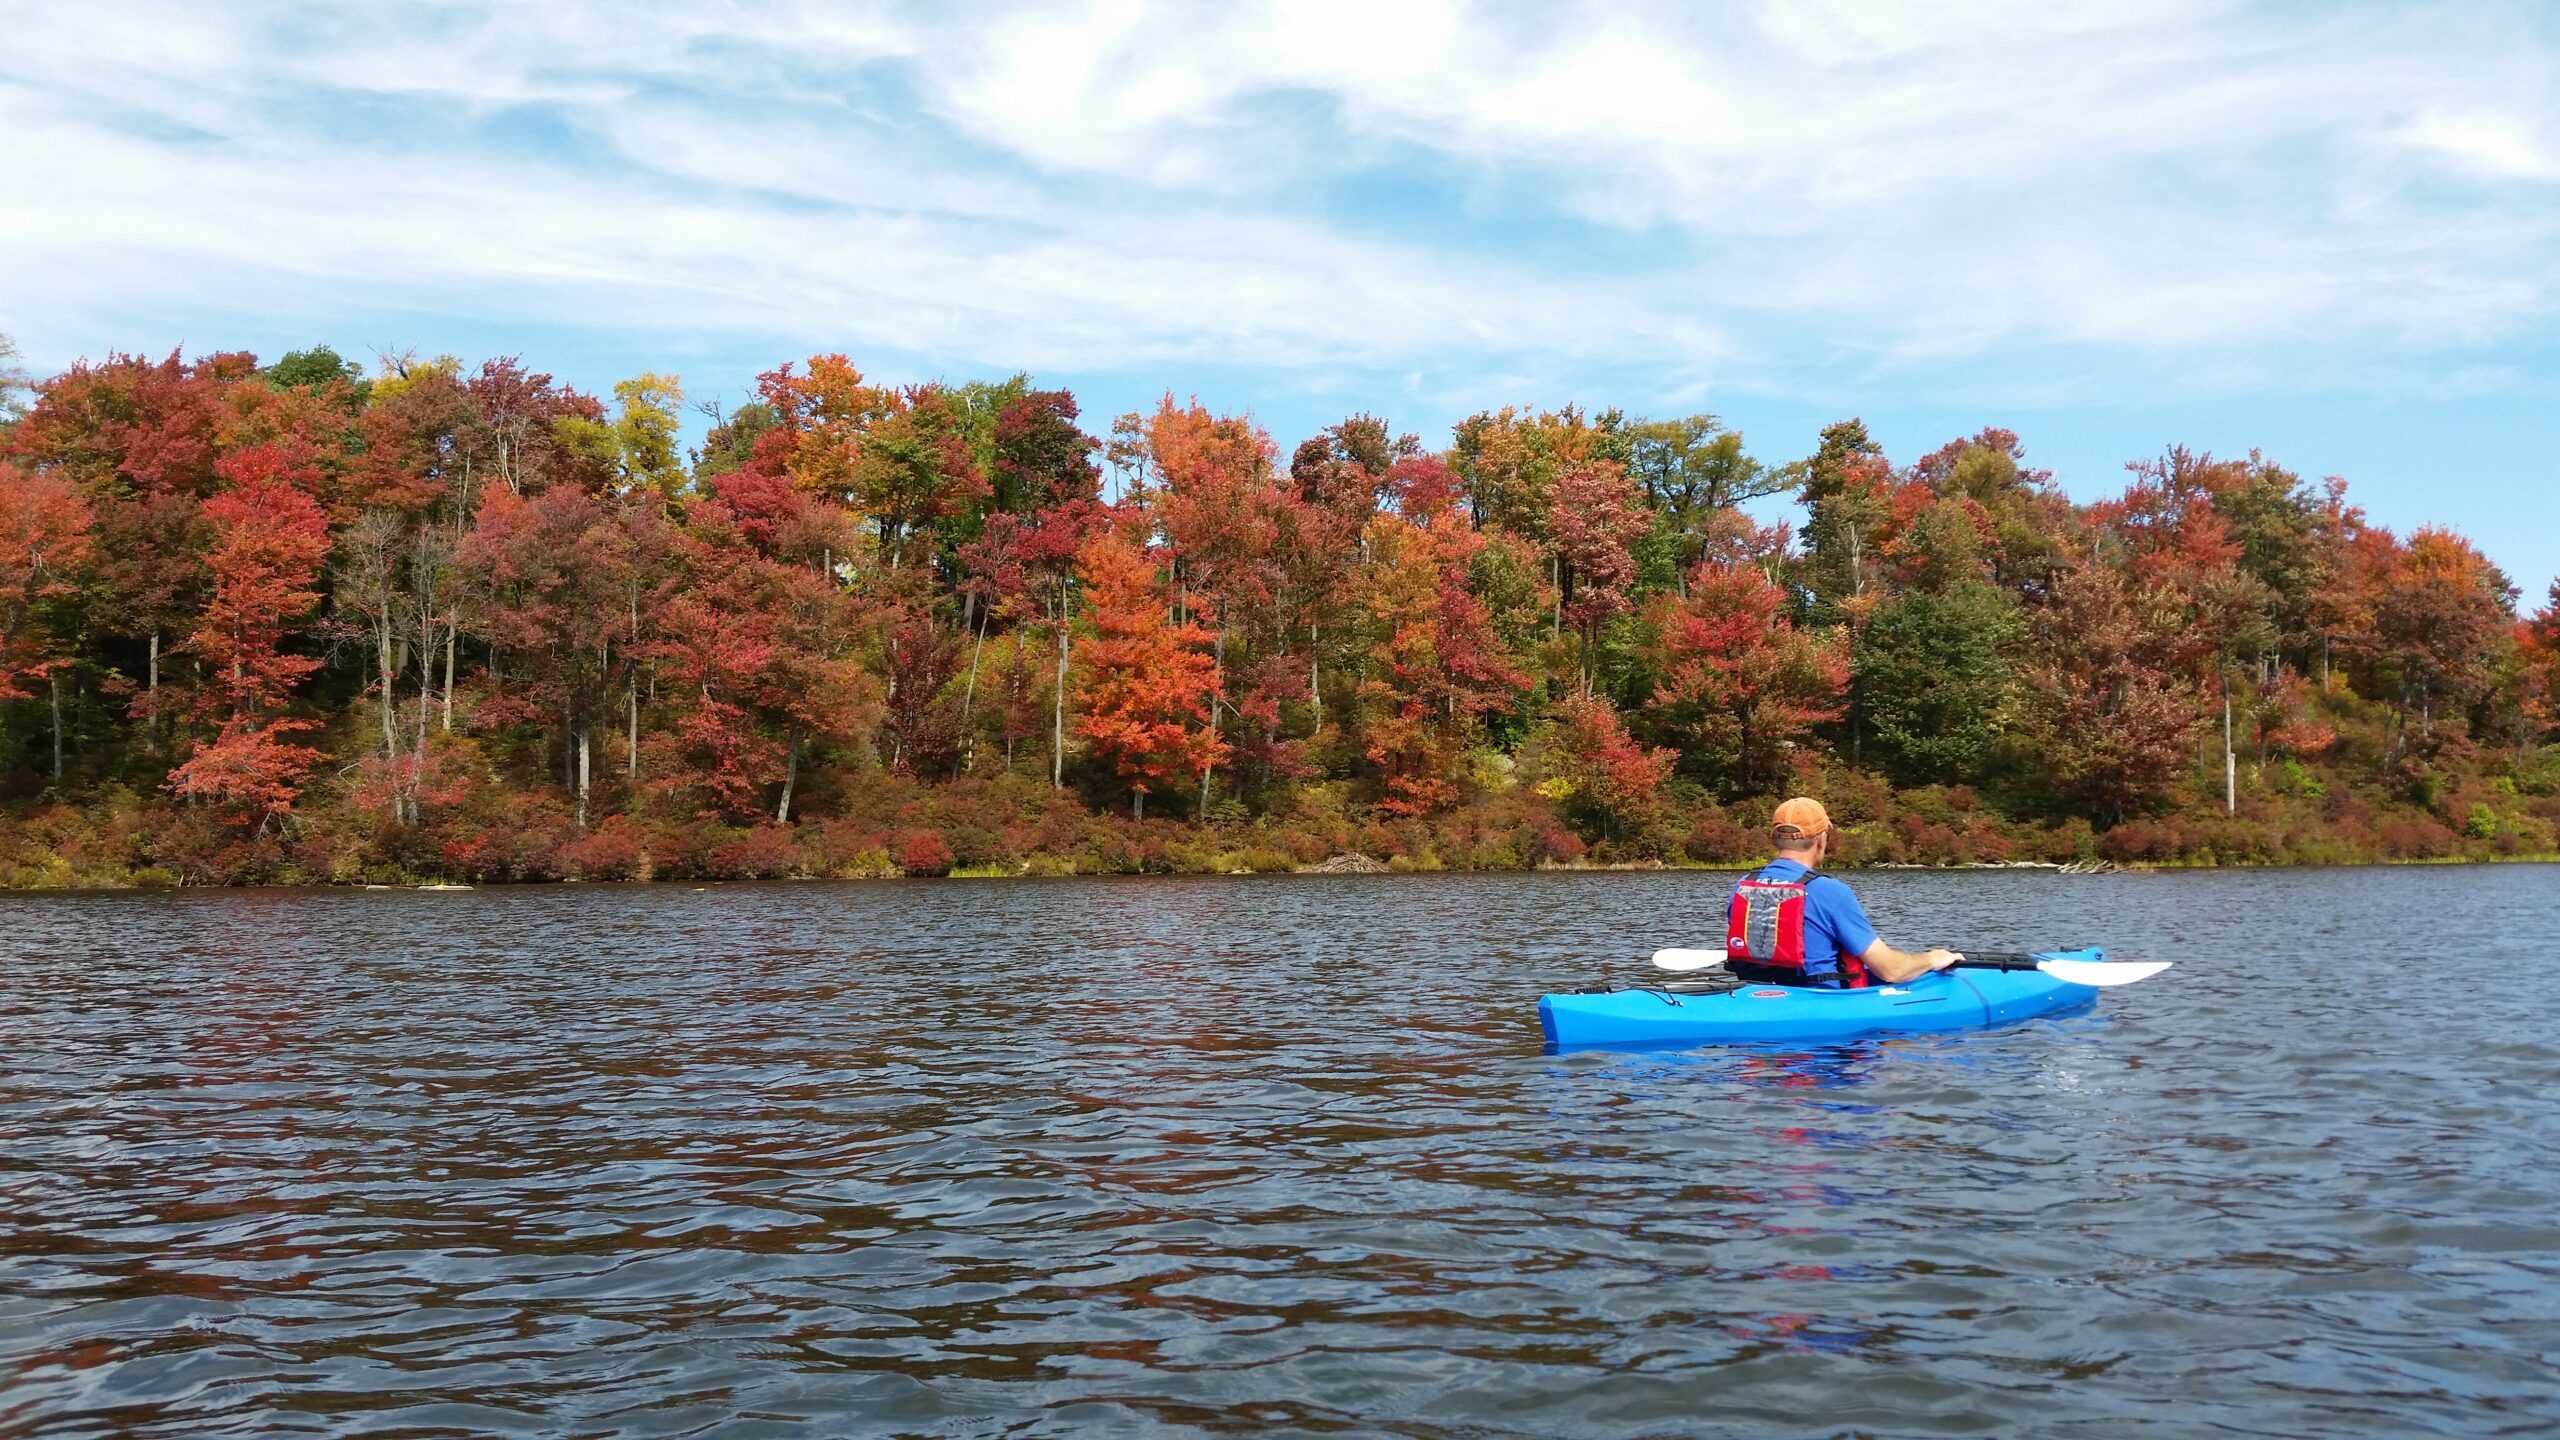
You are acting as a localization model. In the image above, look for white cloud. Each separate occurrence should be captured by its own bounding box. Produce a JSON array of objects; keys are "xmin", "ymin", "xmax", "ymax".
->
[
  {"xmin": 1, "ymin": 0, "xmax": 2554, "ymax": 405},
  {"xmin": 2394, "ymin": 111, "xmax": 2560, "ymax": 180},
  {"xmin": 2, "ymin": 75, "xmax": 1694, "ymax": 384}
]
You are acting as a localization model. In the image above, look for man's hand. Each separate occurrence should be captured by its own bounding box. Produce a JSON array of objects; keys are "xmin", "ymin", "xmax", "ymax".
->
[{"xmin": 1919, "ymin": 948, "xmax": 1963, "ymax": 972}]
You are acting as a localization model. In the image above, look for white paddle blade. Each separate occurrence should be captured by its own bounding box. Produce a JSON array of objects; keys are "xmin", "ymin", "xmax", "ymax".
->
[
  {"xmin": 2036, "ymin": 958, "xmax": 2172, "ymax": 987},
  {"xmin": 1651, "ymin": 948, "xmax": 1729, "ymax": 973}
]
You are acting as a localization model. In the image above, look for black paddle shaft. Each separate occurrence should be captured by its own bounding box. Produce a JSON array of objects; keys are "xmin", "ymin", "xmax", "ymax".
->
[{"xmin": 1949, "ymin": 951, "xmax": 2050, "ymax": 971}]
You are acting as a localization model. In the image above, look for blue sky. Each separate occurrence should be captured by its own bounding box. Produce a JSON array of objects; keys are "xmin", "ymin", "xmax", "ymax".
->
[{"xmin": 5, "ymin": 1, "xmax": 2556, "ymax": 603}]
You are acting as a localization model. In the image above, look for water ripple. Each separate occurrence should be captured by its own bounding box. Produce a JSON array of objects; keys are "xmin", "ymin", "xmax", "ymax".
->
[{"xmin": 4, "ymin": 868, "xmax": 2558, "ymax": 1436}]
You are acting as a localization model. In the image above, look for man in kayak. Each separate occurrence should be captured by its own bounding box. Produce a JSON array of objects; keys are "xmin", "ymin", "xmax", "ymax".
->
[{"xmin": 1725, "ymin": 798, "xmax": 1963, "ymax": 988}]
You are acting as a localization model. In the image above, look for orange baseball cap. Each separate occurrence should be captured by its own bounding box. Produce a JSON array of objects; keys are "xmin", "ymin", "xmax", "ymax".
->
[{"xmin": 1771, "ymin": 796, "xmax": 1831, "ymax": 843}]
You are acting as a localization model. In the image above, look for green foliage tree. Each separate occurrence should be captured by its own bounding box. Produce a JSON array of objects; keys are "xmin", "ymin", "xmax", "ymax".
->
[
  {"xmin": 1625, "ymin": 414, "xmax": 1789, "ymax": 585},
  {"xmin": 1909, "ymin": 428, "xmax": 2072, "ymax": 596},
  {"xmin": 559, "ymin": 373, "xmax": 687, "ymax": 498},
  {"xmin": 264, "ymin": 345, "xmax": 371, "ymax": 405},
  {"xmin": 693, "ymin": 402, "xmax": 780, "ymax": 483},
  {"xmin": 1798, "ymin": 418, "xmax": 1892, "ymax": 623},
  {"xmin": 1851, "ymin": 579, "xmax": 2023, "ymax": 786},
  {"xmin": 0, "ymin": 331, "xmax": 30, "ymax": 427}
]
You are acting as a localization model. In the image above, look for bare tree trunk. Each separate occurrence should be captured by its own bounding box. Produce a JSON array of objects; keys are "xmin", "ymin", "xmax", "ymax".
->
[
  {"xmin": 959, "ymin": 607, "xmax": 989, "ymax": 765},
  {"xmin": 576, "ymin": 725, "xmax": 591, "ymax": 829},
  {"xmin": 1052, "ymin": 607, "xmax": 1069, "ymax": 788},
  {"xmin": 2222, "ymin": 675, "xmax": 2235, "ymax": 816},
  {"xmin": 48, "ymin": 672, "xmax": 63, "ymax": 785},
  {"xmin": 2388, "ymin": 677, "xmax": 2410, "ymax": 769},
  {"xmin": 626, "ymin": 592, "xmax": 640, "ymax": 778},
  {"xmin": 776, "ymin": 722, "xmax": 801, "ymax": 824},
  {"xmin": 377, "ymin": 616, "xmax": 404, "ymax": 822},
  {"xmin": 1310, "ymin": 621, "xmax": 1321, "ymax": 731},
  {"xmin": 378, "ymin": 623, "xmax": 400, "ymax": 757},
  {"xmin": 415, "ymin": 620, "xmax": 433, "ymax": 759},
  {"xmin": 1133, "ymin": 787, "xmax": 1144, "ymax": 820},
  {"xmin": 1201, "ymin": 624, "xmax": 1223, "ymax": 821},
  {"xmin": 145, "ymin": 629, "xmax": 159, "ymax": 751}
]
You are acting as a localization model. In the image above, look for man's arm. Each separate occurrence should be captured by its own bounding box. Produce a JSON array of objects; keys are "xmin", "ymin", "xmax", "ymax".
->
[
  {"xmin": 1861, "ymin": 938, "xmax": 1963, "ymax": 984},
  {"xmin": 1805, "ymin": 878, "xmax": 1957, "ymax": 984}
]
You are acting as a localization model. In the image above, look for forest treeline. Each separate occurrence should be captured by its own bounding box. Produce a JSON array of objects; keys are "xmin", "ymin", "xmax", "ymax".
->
[{"xmin": 0, "ymin": 337, "xmax": 2553, "ymax": 885}]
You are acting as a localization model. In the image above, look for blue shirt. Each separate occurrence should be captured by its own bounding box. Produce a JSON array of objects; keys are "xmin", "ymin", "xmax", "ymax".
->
[{"xmin": 1738, "ymin": 858, "xmax": 1878, "ymax": 979}]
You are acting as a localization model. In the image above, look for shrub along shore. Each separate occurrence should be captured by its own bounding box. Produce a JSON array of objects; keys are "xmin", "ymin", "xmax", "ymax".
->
[
  {"xmin": 3, "ymin": 760, "xmax": 2554, "ymax": 889},
  {"xmin": 0, "ymin": 340, "xmax": 2552, "ymax": 888}
]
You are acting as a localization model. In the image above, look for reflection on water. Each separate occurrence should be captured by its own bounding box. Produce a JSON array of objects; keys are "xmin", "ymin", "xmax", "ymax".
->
[{"xmin": 4, "ymin": 866, "xmax": 2559, "ymax": 1436}]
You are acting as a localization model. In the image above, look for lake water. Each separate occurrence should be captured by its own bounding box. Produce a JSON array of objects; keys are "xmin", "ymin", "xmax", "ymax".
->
[{"xmin": 4, "ymin": 867, "xmax": 2557, "ymax": 1437}]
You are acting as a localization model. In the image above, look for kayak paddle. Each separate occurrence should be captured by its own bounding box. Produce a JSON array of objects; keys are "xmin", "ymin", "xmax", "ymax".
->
[
  {"xmin": 1647, "ymin": 947, "xmax": 2170, "ymax": 987},
  {"xmin": 1954, "ymin": 953, "xmax": 2171, "ymax": 986}
]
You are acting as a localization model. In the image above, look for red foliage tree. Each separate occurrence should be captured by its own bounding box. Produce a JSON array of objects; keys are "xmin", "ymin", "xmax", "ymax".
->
[
  {"xmin": 1548, "ymin": 458, "xmax": 1650, "ymax": 691},
  {"xmin": 2372, "ymin": 528, "xmax": 2513, "ymax": 703},
  {"xmin": 2094, "ymin": 447, "xmax": 2273, "ymax": 665},
  {"xmin": 1544, "ymin": 693, "xmax": 1674, "ymax": 841},
  {"xmin": 2361, "ymin": 527, "xmax": 2516, "ymax": 766},
  {"xmin": 459, "ymin": 483, "xmax": 644, "ymax": 826},
  {"xmin": 1646, "ymin": 553, "xmax": 1849, "ymax": 794},
  {"xmin": 0, "ymin": 465, "xmax": 97, "ymax": 783},
  {"xmin": 8, "ymin": 350, "xmax": 259, "ymax": 741},
  {"xmin": 2518, "ymin": 581, "xmax": 2560, "ymax": 744},
  {"xmin": 167, "ymin": 446, "xmax": 331, "ymax": 822},
  {"xmin": 650, "ymin": 481, "xmax": 875, "ymax": 823},
  {"xmin": 983, "ymin": 394, "xmax": 1107, "ymax": 786},
  {"xmin": 6, "ymin": 349, "xmax": 254, "ymax": 495},
  {"xmin": 464, "ymin": 357, "xmax": 607, "ymax": 496},
  {"xmin": 2019, "ymin": 563, "xmax": 2212, "ymax": 828}
]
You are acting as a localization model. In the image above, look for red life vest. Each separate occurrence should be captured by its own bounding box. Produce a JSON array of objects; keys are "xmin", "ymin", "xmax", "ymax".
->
[{"xmin": 1725, "ymin": 866, "xmax": 1870, "ymax": 988}]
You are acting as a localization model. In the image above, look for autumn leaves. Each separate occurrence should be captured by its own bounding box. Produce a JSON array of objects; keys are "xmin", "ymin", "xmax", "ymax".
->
[{"xmin": 0, "ymin": 338, "xmax": 2550, "ymax": 880}]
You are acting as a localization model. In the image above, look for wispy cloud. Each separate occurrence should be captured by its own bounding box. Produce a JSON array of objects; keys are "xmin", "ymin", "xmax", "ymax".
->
[{"xmin": 4, "ymin": 0, "xmax": 2554, "ymax": 402}]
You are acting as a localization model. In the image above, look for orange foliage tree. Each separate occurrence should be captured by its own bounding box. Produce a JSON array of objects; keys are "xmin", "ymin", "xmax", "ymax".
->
[
  {"xmin": 1354, "ymin": 457, "xmax": 1528, "ymax": 814},
  {"xmin": 0, "ymin": 464, "xmax": 94, "ymax": 702},
  {"xmin": 1073, "ymin": 522, "xmax": 1227, "ymax": 818}
]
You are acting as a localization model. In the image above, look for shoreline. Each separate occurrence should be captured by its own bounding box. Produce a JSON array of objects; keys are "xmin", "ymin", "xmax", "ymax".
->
[{"xmin": 4, "ymin": 851, "xmax": 2556, "ymax": 893}]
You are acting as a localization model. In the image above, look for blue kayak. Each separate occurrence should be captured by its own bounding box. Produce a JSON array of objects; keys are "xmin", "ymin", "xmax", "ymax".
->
[{"xmin": 1538, "ymin": 949, "xmax": 2106, "ymax": 1051}]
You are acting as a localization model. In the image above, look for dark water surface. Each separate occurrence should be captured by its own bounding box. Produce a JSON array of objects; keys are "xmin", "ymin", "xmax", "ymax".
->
[{"xmin": 5, "ymin": 868, "xmax": 2558, "ymax": 1438}]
